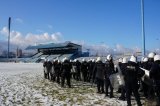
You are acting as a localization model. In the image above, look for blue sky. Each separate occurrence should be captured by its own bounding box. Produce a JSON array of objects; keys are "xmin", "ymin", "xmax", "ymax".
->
[{"xmin": 0, "ymin": 0, "xmax": 160, "ymax": 52}]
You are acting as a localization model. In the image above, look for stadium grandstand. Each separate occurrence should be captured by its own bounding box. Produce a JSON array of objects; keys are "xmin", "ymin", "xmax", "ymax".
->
[{"xmin": 26, "ymin": 41, "xmax": 82, "ymax": 63}]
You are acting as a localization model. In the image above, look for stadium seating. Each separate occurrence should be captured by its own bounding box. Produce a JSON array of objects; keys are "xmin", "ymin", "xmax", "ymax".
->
[
  {"xmin": 58, "ymin": 54, "xmax": 74, "ymax": 61},
  {"xmin": 31, "ymin": 52, "xmax": 43, "ymax": 59},
  {"xmin": 46, "ymin": 54, "xmax": 60, "ymax": 60}
]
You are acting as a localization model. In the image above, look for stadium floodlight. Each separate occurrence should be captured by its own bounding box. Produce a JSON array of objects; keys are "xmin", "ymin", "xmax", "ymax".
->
[
  {"xmin": 141, "ymin": 0, "xmax": 146, "ymax": 56},
  {"xmin": 8, "ymin": 17, "xmax": 11, "ymax": 59}
]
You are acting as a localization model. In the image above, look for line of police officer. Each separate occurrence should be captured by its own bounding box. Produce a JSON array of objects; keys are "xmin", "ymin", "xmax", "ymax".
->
[
  {"xmin": 116, "ymin": 52, "xmax": 160, "ymax": 106},
  {"xmin": 140, "ymin": 53, "xmax": 160, "ymax": 106},
  {"xmin": 43, "ymin": 53, "xmax": 160, "ymax": 106}
]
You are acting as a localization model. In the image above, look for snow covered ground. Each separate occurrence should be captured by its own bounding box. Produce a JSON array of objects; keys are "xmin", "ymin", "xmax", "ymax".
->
[{"xmin": 0, "ymin": 63, "xmax": 148, "ymax": 106}]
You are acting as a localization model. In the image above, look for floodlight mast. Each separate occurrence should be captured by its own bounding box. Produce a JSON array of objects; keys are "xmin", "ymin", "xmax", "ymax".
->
[
  {"xmin": 141, "ymin": 0, "xmax": 146, "ymax": 56},
  {"xmin": 8, "ymin": 17, "xmax": 11, "ymax": 59}
]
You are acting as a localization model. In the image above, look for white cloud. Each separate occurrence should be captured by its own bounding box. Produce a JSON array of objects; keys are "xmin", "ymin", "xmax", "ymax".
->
[
  {"xmin": 114, "ymin": 44, "xmax": 131, "ymax": 54},
  {"xmin": 0, "ymin": 27, "xmax": 8, "ymax": 36},
  {"xmin": 51, "ymin": 32, "xmax": 62, "ymax": 42},
  {"xmin": 72, "ymin": 41, "xmax": 112, "ymax": 56},
  {"xmin": 15, "ymin": 18, "xmax": 23, "ymax": 23},
  {"xmin": 154, "ymin": 48, "xmax": 160, "ymax": 54},
  {"xmin": 72, "ymin": 41, "xmax": 143, "ymax": 56},
  {"xmin": 0, "ymin": 27, "xmax": 63, "ymax": 48}
]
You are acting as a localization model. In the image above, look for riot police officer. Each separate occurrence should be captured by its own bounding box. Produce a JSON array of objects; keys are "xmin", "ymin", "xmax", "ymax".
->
[
  {"xmin": 75, "ymin": 59, "xmax": 81, "ymax": 81},
  {"xmin": 46, "ymin": 59, "xmax": 52, "ymax": 80},
  {"xmin": 92, "ymin": 59, "xmax": 96, "ymax": 84},
  {"xmin": 104, "ymin": 54, "xmax": 115, "ymax": 98},
  {"xmin": 88, "ymin": 59, "xmax": 94, "ymax": 82},
  {"xmin": 141, "ymin": 57, "xmax": 150, "ymax": 98},
  {"xmin": 61, "ymin": 57, "xmax": 72, "ymax": 88},
  {"xmin": 150, "ymin": 55, "xmax": 160, "ymax": 105},
  {"xmin": 148, "ymin": 52, "xmax": 156, "ymax": 69},
  {"xmin": 81, "ymin": 58, "xmax": 88, "ymax": 82},
  {"xmin": 93, "ymin": 57, "xmax": 105, "ymax": 94},
  {"xmin": 124, "ymin": 56, "xmax": 142, "ymax": 106},
  {"xmin": 147, "ymin": 52, "xmax": 156, "ymax": 99},
  {"xmin": 54, "ymin": 59, "xmax": 61, "ymax": 84}
]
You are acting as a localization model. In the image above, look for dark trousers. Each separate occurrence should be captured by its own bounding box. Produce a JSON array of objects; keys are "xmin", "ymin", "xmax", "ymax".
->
[
  {"xmin": 119, "ymin": 85, "xmax": 126, "ymax": 100},
  {"xmin": 88, "ymin": 72, "xmax": 93, "ymax": 82},
  {"xmin": 56, "ymin": 73, "xmax": 60, "ymax": 83},
  {"xmin": 55, "ymin": 70, "xmax": 60, "ymax": 83},
  {"xmin": 142, "ymin": 81, "xmax": 149, "ymax": 98},
  {"xmin": 82, "ymin": 72, "xmax": 87, "ymax": 82},
  {"xmin": 96, "ymin": 78, "xmax": 104, "ymax": 93},
  {"xmin": 50, "ymin": 73, "xmax": 56, "ymax": 81},
  {"xmin": 76, "ymin": 71, "xmax": 81, "ymax": 81},
  {"xmin": 148, "ymin": 85, "xmax": 155, "ymax": 99},
  {"xmin": 61, "ymin": 74, "xmax": 71, "ymax": 88},
  {"xmin": 105, "ymin": 78, "xmax": 113, "ymax": 97},
  {"xmin": 125, "ymin": 82, "xmax": 142, "ymax": 106},
  {"xmin": 44, "ymin": 72, "xmax": 49, "ymax": 79},
  {"xmin": 154, "ymin": 84, "xmax": 160, "ymax": 106},
  {"xmin": 44, "ymin": 68, "xmax": 49, "ymax": 79},
  {"xmin": 47, "ymin": 68, "xmax": 51, "ymax": 79},
  {"xmin": 44, "ymin": 71, "xmax": 47, "ymax": 78}
]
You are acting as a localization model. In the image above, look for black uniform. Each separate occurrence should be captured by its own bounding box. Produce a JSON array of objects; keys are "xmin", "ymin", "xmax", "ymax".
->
[
  {"xmin": 104, "ymin": 60, "xmax": 115, "ymax": 98},
  {"xmin": 123, "ymin": 61, "xmax": 142, "ymax": 106},
  {"xmin": 147, "ymin": 58, "xmax": 155, "ymax": 99},
  {"xmin": 76, "ymin": 60, "xmax": 81, "ymax": 81},
  {"xmin": 88, "ymin": 61, "xmax": 95, "ymax": 82},
  {"xmin": 50, "ymin": 61, "xmax": 56, "ymax": 81},
  {"xmin": 93, "ymin": 61, "xmax": 105, "ymax": 93},
  {"xmin": 81, "ymin": 61, "xmax": 88, "ymax": 82},
  {"xmin": 54, "ymin": 61, "xmax": 61, "ymax": 84},
  {"xmin": 141, "ymin": 61, "xmax": 150, "ymax": 98},
  {"xmin": 150, "ymin": 60, "xmax": 160, "ymax": 105},
  {"xmin": 46, "ymin": 61, "xmax": 52, "ymax": 79},
  {"xmin": 61, "ymin": 60, "xmax": 72, "ymax": 88},
  {"xmin": 92, "ymin": 61, "xmax": 96, "ymax": 84}
]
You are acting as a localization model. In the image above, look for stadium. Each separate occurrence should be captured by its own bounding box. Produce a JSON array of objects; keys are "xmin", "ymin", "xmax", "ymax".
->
[{"xmin": 26, "ymin": 41, "xmax": 84, "ymax": 62}]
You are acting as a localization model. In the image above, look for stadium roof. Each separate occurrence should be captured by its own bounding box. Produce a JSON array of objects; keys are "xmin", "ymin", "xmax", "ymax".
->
[{"xmin": 25, "ymin": 41, "xmax": 81, "ymax": 50}]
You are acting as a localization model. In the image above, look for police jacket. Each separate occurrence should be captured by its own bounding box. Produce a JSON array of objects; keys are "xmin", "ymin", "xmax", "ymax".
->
[
  {"xmin": 94, "ymin": 61, "xmax": 105, "ymax": 80},
  {"xmin": 43, "ymin": 61, "xmax": 47, "ymax": 67},
  {"xmin": 104, "ymin": 60, "xmax": 115, "ymax": 78},
  {"xmin": 121, "ymin": 63, "xmax": 127, "ymax": 75},
  {"xmin": 61, "ymin": 60, "xmax": 72, "ymax": 74},
  {"xmin": 123, "ymin": 61, "xmax": 141, "ymax": 82},
  {"xmin": 141, "ymin": 62, "xmax": 150, "ymax": 70},
  {"xmin": 46, "ymin": 61, "xmax": 52, "ymax": 70},
  {"xmin": 88, "ymin": 61, "xmax": 94, "ymax": 74},
  {"xmin": 150, "ymin": 61, "xmax": 160, "ymax": 81},
  {"xmin": 148, "ymin": 59, "xmax": 154, "ymax": 70},
  {"xmin": 76, "ymin": 61, "xmax": 81, "ymax": 71},
  {"xmin": 54, "ymin": 62, "xmax": 61, "ymax": 73},
  {"xmin": 81, "ymin": 61, "xmax": 88, "ymax": 73}
]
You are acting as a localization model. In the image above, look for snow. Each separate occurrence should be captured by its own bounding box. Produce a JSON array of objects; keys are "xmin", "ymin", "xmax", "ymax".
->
[{"xmin": 0, "ymin": 63, "xmax": 146, "ymax": 106}]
